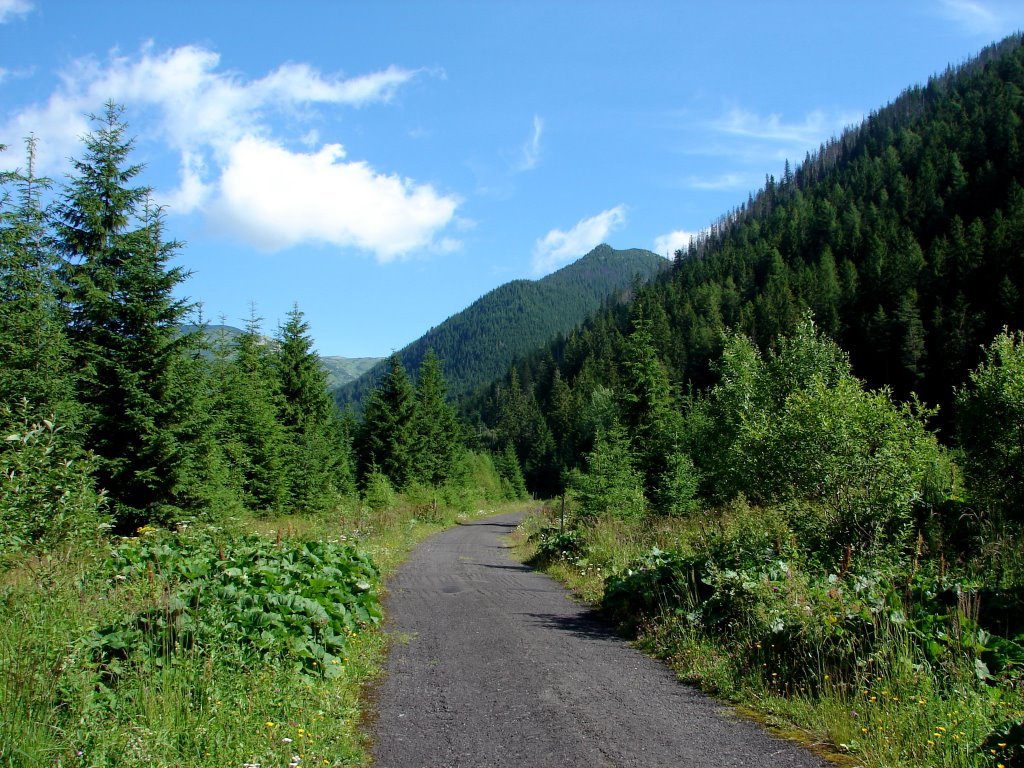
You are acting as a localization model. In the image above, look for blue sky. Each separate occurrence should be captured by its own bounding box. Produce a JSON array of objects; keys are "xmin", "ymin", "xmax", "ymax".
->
[{"xmin": 3, "ymin": 1, "xmax": 1024, "ymax": 356}]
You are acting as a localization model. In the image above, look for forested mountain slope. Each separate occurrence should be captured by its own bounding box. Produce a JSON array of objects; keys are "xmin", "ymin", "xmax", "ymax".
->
[
  {"xmin": 463, "ymin": 33, "xmax": 1024, "ymax": 493},
  {"xmin": 336, "ymin": 244, "xmax": 666, "ymax": 405}
]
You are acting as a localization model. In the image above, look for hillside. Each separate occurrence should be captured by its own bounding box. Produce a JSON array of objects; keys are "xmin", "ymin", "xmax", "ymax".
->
[
  {"xmin": 463, "ymin": 33, "xmax": 1024, "ymax": 492},
  {"xmin": 320, "ymin": 356, "xmax": 384, "ymax": 389},
  {"xmin": 336, "ymin": 244, "xmax": 667, "ymax": 405},
  {"xmin": 185, "ymin": 324, "xmax": 381, "ymax": 389}
]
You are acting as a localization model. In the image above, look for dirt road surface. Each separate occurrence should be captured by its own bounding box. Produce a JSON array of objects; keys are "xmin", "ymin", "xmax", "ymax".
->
[{"xmin": 369, "ymin": 511, "xmax": 827, "ymax": 767}]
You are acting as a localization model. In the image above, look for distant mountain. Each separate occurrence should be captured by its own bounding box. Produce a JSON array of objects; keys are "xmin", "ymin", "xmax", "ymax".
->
[
  {"xmin": 184, "ymin": 324, "xmax": 382, "ymax": 389},
  {"xmin": 336, "ymin": 244, "xmax": 668, "ymax": 406},
  {"xmin": 320, "ymin": 356, "xmax": 384, "ymax": 390}
]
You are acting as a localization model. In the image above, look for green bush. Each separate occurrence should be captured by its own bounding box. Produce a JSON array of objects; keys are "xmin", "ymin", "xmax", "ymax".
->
[
  {"xmin": 690, "ymin": 317, "xmax": 945, "ymax": 555},
  {"xmin": 0, "ymin": 402, "xmax": 106, "ymax": 559},
  {"xmin": 89, "ymin": 529, "xmax": 381, "ymax": 681},
  {"xmin": 956, "ymin": 328, "xmax": 1024, "ymax": 524}
]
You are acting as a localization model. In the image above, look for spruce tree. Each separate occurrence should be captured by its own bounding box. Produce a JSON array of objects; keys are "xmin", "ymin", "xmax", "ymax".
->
[
  {"xmin": 55, "ymin": 104, "xmax": 203, "ymax": 529},
  {"xmin": 0, "ymin": 138, "xmax": 74, "ymax": 426},
  {"xmin": 274, "ymin": 304, "xmax": 354, "ymax": 510},
  {"xmin": 411, "ymin": 350, "xmax": 461, "ymax": 487},
  {"xmin": 209, "ymin": 312, "xmax": 290, "ymax": 513},
  {"xmin": 357, "ymin": 354, "xmax": 416, "ymax": 490}
]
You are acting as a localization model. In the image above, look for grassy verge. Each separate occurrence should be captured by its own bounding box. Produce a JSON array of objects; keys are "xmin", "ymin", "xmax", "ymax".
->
[
  {"xmin": 0, "ymin": 497, "xmax": 523, "ymax": 768},
  {"xmin": 513, "ymin": 504, "xmax": 1024, "ymax": 768}
]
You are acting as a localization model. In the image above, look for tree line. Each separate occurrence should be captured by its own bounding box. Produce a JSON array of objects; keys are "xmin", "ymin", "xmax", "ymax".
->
[
  {"xmin": 462, "ymin": 34, "xmax": 1024, "ymax": 538},
  {"xmin": 0, "ymin": 103, "xmax": 522, "ymax": 558}
]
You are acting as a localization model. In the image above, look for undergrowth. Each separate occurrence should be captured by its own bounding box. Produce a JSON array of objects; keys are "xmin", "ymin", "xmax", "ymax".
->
[
  {"xmin": 518, "ymin": 501, "xmax": 1024, "ymax": 768},
  {"xmin": 1, "ymin": 494, "xmax": 521, "ymax": 767}
]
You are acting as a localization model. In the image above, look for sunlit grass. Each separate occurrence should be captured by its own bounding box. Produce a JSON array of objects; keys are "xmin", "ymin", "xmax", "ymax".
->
[
  {"xmin": 0, "ymin": 493, "xmax": 525, "ymax": 767},
  {"xmin": 517, "ymin": 504, "xmax": 1024, "ymax": 768}
]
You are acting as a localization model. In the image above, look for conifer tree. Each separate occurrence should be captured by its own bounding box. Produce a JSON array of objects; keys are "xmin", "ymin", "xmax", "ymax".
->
[
  {"xmin": 620, "ymin": 308, "xmax": 690, "ymax": 513},
  {"xmin": 55, "ymin": 104, "xmax": 203, "ymax": 528},
  {"xmin": 208, "ymin": 312, "xmax": 290, "ymax": 513},
  {"xmin": 274, "ymin": 304, "xmax": 354, "ymax": 510},
  {"xmin": 356, "ymin": 354, "xmax": 417, "ymax": 490},
  {"xmin": 411, "ymin": 350, "xmax": 461, "ymax": 487},
  {"xmin": 0, "ymin": 138, "xmax": 74, "ymax": 426}
]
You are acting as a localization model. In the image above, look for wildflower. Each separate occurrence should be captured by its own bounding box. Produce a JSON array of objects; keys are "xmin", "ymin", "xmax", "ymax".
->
[
  {"xmin": 266, "ymin": 722, "xmax": 276, "ymax": 728},
  {"xmin": 282, "ymin": 737, "xmax": 294, "ymax": 744}
]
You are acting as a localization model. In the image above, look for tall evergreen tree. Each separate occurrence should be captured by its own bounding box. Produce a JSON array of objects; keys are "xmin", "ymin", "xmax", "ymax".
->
[
  {"xmin": 55, "ymin": 104, "xmax": 203, "ymax": 528},
  {"xmin": 0, "ymin": 137, "xmax": 74, "ymax": 426},
  {"xmin": 275, "ymin": 304, "xmax": 354, "ymax": 510},
  {"xmin": 410, "ymin": 350, "xmax": 461, "ymax": 487},
  {"xmin": 356, "ymin": 354, "xmax": 417, "ymax": 490},
  {"xmin": 209, "ymin": 312, "xmax": 290, "ymax": 513}
]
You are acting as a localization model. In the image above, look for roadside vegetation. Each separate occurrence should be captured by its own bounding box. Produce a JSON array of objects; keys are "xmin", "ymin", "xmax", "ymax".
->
[
  {"xmin": 517, "ymin": 319, "xmax": 1024, "ymax": 768},
  {"xmin": 0, "ymin": 106, "xmax": 528, "ymax": 767}
]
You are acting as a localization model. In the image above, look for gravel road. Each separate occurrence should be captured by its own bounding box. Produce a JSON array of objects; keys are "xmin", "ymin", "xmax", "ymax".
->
[{"xmin": 369, "ymin": 511, "xmax": 827, "ymax": 768}]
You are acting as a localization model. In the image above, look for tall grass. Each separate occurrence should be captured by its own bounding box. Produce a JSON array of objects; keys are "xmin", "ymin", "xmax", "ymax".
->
[
  {"xmin": 1, "ymin": 487, "xmax": 524, "ymax": 767},
  {"xmin": 518, "ymin": 503, "xmax": 1024, "ymax": 768}
]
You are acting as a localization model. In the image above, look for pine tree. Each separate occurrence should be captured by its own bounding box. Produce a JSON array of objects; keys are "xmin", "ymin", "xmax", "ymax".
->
[
  {"xmin": 620, "ymin": 308, "xmax": 687, "ymax": 512},
  {"xmin": 0, "ymin": 137, "xmax": 74, "ymax": 426},
  {"xmin": 55, "ymin": 104, "xmax": 203, "ymax": 529},
  {"xmin": 210, "ymin": 311, "xmax": 290, "ymax": 513},
  {"xmin": 357, "ymin": 354, "xmax": 417, "ymax": 490},
  {"xmin": 411, "ymin": 350, "xmax": 461, "ymax": 487},
  {"xmin": 274, "ymin": 304, "xmax": 353, "ymax": 510}
]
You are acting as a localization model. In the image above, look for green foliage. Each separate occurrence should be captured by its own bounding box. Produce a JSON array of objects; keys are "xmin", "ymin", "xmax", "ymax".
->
[
  {"xmin": 493, "ymin": 443, "xmax": 528, "ymax": 500},
  {"xmin": 692, "ymin": 317, "xmax": 944, "ymax": 555},
  {"xmin": 356, "ymin": 354, "xmax": 417, "ymax": 490},
  {"xmin": 0, "ymin": 402, "xmax": 106, "ymax": 558},
  {"xmin": 56, "ymin": 105, "xmax": 208, "ymax": 529},
  {"xmin": 362, "ymin": 470, "xmax": 396, "ymax": 513},
  {"xmin": 93, "ymin": 528, "xmax": 381, "ymax": 680},
  {"xmin": 956, "ymin": 328, "xmax": 1024, "ymax": 522},
  {"xmin": 0, "ymin": 138, "xmax": 76, "ymax": 433},
  {"xmin": 275, "ymin": 305, "xmax": 355, "ymax": 511},
  {"xmin": 411, "ymin": 350, "xmax": 463, "ymax": 488},
  {"xmin": 568, "ymin": 423, "xmax": 646, "ymax": 520}
]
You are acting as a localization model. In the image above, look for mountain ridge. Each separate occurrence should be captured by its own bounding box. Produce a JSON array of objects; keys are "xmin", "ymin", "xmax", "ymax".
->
[{"xmin": 336, "ymin": 244, "xmax": 667, "ymax": 406}]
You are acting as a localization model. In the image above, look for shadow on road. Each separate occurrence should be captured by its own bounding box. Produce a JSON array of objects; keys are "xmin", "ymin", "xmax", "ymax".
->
[
  {"xmin": 476, "ymin": 562, "xmax": 533, "ymax": 572},
  {"xmin": 521, "ymin": 611, "xmax": 619, "ymax": 642}
]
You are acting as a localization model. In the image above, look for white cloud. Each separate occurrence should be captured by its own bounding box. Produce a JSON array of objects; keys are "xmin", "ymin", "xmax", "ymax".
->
[
  {"xmin": 653, "ymin": 230, "xmax": 697, "ymax": 259},
  {"xmin": 2, "ymin": 45, "xmax": 421, "ymax": 174},
  {"xmin": 0, "ymin": 43, "xmax": 459, "ymax": 262},
  {"xmin": 515, "ymin": 114, "xmax": 544, "ymax": 172},
  {"xmin": 712, "ymin": 107, "xmax": 859, "ymax": 146},
  {"xmin": 212, "ymin": 136, "xmax": 459, "ymax": 260},
  {"xmin": 936, "ymin": 0, "xmax": 1003, "ymax": 36},
  {"xmin": 0, "ymin": 0, "xmax": 31, "ymax": 23},
  {"xmin": 687, "ymin": 172, "xmax": 747, "ymax": 191},
  {"xmin": 532, "ymin": 205, "xmax": 626, "ymax": 275}
]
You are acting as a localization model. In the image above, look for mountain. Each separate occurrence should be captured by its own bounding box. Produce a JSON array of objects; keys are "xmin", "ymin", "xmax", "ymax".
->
[
  {"xmin": 461, "ymin": 33, "xmax": 1024, "ymax": 492},
  {"xmin": 320, "ymin": 356, "xmax": 384, "ymax": 389},
  {"xmin": 336, "ymin": 245, "xmax": 667, "ymax": 406},
  {"xmin": 184, "ymin": 324, "xmax": 382, "ymax": 389}
]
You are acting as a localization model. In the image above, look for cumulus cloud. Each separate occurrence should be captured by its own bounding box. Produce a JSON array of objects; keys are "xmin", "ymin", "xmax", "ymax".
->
[
  {"xmin": 0, "ymin": 0, "xmax": 31, "ymax": 23},
  {"xmin": 515, "ymin": 115, "xmax": 544, "ymax": 172},
  {"xmin": 0, "ymin": 43, "xmax": 459, "ymax": 261},
  {"xmin": 532, "ymin": 205, "xmax": 626, "ymax": 275},
  {"xmin": 653, "ymin": 230, "xmax": 697, "ymax": 259},
  {"xmin": 213, "ymin": 136, "xmax": 459, "ymax": 260}
]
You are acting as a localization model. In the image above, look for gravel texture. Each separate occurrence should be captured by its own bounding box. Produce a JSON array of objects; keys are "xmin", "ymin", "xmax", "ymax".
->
[{"xmin": 369, "ymin": 511, "xmax": 827, "ymax": 768}]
